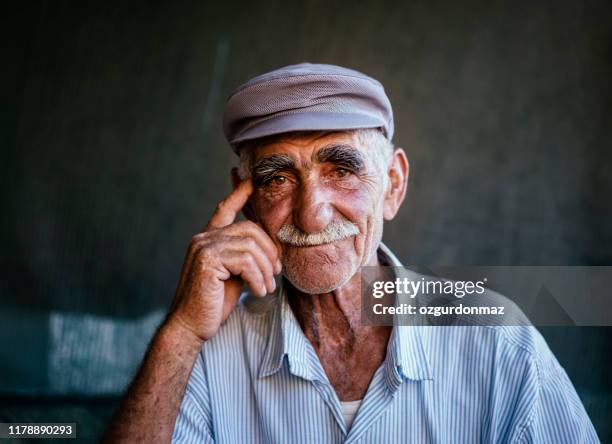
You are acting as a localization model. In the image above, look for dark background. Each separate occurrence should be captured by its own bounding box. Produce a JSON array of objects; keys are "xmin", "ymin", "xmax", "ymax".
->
[{"xmin": 2, "ymin": 0, "xmax": 611, "ymax": 442}]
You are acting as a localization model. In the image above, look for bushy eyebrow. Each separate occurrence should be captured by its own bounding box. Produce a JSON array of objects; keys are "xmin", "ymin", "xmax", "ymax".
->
[
  {"xmin": 251, "ymin": 154, "xmax": 295, "ymax": 186},
  {"xmin": 315, "ymin": 144, "xmax": 365, "ymax": 172},
  {"xmin": 250, "ymin": 144, "xmax": 364, "ymax": 186}
]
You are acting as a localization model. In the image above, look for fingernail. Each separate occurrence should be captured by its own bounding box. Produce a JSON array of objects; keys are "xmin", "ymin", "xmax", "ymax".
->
[
  {"xmin": 275, "ymin": 259, "xmax": 282, "ymax": 274},
  {"xmin": 271, "ymin": 279, "xmax": 276, "ymax": 292}
]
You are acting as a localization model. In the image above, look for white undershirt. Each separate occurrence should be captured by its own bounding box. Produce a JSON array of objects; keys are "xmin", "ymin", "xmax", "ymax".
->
[{"xmin": 340, "ymin": 399, "xmax": 362, "ymax": 429}]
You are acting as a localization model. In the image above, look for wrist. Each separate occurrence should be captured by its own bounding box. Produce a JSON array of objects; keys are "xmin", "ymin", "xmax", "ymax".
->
[{"xmin": 158, "ymin": 317, "xmax": 206, "ymax": 353}]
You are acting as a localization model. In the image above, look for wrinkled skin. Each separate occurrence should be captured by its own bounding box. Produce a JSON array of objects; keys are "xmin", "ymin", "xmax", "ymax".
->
[
  {"xmin": 240, "ymin": 130, "xmax": 410, "ymax": 400},
  {"xmin": 248, "ymin": 131, "xmax": 391, "ymax": 293}
]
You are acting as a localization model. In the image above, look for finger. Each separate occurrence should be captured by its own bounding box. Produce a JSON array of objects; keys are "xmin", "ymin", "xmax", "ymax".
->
[
  {"xmin": 221, "ymin": 250, "xmax": 268, "ymax": 297},
  {"xmin": 206, "ymin": 180, "xmax": 254, "ymax": 230},
  {"xmin": 181, "ymin": 223, "xmax": 278, "ymax": 293},
  {"xmin": 221, "ymin": 277, "xmax": 243, "ymax": 320},
  {"xmin": 179, "ymin": 227, "xmax": 277, "ymax": 300},
  {"xmin": 217, "ymin": 236, "xmax": 276, "ymax": 294},
  {"xmin": 224, "ymin": 221, "xmax": 281, "ymax": 273}
]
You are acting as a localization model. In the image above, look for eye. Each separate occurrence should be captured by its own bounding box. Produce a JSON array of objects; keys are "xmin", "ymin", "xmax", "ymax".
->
[
  {"xmin": 335, "ymin": 168, "xmax": 351, "ymax": 178},
  {"xmin": 262, "ymin": 174, "xmax": 287, "ymax": 187}
]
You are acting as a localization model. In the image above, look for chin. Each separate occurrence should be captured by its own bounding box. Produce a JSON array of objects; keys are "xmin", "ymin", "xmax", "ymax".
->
[{"xmin": 281, "ymin": 241, "xmax": 359, "ymax": 294}]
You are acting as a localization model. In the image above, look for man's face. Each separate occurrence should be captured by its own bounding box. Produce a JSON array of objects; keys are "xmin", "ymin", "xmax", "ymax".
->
[{"xmin": 247, "ymin": 131, "xmax": 390, "ymax": 294}]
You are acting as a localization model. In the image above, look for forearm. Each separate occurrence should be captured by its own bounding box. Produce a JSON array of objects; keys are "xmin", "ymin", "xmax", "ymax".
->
[{"xmin": 102, "ymin": 321, "xmax": 204, "ymax": 444}]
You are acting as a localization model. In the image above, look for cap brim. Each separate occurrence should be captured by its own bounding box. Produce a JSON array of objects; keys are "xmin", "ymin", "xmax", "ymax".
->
[{"xmin": 229, "ymin": 111, "xmax": 386, "ymax": 153}]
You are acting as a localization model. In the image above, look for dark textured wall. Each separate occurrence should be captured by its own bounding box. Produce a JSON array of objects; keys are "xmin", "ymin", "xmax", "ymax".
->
[{"xmin": 2, "ymin": 0, "xmax": 611, "ymax": 441}]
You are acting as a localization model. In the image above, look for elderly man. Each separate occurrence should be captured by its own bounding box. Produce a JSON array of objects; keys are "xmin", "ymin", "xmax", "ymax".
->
[{"xmin": 104, "ymin": 64, "xmax": 598, "ymax": 443}]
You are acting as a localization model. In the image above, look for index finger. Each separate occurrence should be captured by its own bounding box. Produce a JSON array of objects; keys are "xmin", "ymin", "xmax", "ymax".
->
[{"xmin": 205, "ymin": 179, "xmax": 254, "ymax": 230}]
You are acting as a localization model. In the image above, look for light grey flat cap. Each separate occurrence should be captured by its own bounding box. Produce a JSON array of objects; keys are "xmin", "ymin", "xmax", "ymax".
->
[{"xmin": 222, "ymin": 63, "xmax": 394, "ymax": 153}]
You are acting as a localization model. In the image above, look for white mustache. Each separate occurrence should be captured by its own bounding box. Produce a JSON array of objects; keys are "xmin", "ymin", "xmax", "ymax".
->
[{"xmin": 277, "ymin": 219, "xmax": 360, "ymax": 247}]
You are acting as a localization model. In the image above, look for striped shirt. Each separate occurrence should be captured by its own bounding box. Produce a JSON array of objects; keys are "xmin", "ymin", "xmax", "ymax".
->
[{"xmin": 173, "ymin": 244, "xmax": 599, "ymax": 443}]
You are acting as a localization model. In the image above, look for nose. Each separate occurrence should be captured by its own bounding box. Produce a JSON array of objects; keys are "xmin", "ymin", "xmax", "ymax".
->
[{"xmin": 293, "ymin": 179, "xmax": 333, "ymax": 233}]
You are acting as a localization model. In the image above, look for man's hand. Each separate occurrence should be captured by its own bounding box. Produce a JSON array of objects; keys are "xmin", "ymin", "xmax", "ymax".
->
[
  {"xmin": 103, "ymin": 179, "xmax": 280, "ymax": 443},
  {"xmin": 166, "ymin": 179, "xmax": 281, "ymax": 343}
]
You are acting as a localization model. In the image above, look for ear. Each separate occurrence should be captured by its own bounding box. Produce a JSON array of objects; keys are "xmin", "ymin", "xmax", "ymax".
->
[
  {"xmin": 383, "ymin": 148, "xmax": 409, "ymax": 220},
  {"xmin": 231, "ymin": 167, "xmax": 258, "ymax": 221}
]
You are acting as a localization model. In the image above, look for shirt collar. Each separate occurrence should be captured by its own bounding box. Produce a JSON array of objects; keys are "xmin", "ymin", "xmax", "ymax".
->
[
  {"xmin": 378, "ymin": 243, "xmax": 434, "ymax": 385},
  {"xmin": 259, "ymin": 242, "xmax": 433, "ymax": 386},
  {"xmin": 258, "ymin": 281, "xmax": 321, "ymax": 381}
]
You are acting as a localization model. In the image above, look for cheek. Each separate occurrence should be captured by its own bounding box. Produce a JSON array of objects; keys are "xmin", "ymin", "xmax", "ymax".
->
[
  {"xmin": 334, "ymin": 183, "xmax": 382, "ymax": 223},
  {"xmin": 253, "ymin": 190, "xmax": 294, "ymax": 233},
  {"xmin": 334, "ymin": 185, "xmax": 385, "ymax": 260}
]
